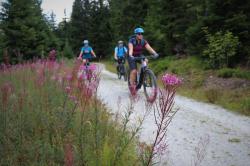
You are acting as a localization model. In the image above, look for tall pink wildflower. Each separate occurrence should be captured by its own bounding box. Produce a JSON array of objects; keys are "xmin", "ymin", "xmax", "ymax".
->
[
  {"xmin": 161, "ymin": 73, "xmax": 182, "ymax": 90},
  {"xmin": 146, "ymin": 73, "xmax": 182, "ymax": 166}
]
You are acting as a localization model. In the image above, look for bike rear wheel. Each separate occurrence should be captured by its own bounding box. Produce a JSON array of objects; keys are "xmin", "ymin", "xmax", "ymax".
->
[{"xmin": 143, "ymin": 69, "xmax": 158, "ymax": 102}]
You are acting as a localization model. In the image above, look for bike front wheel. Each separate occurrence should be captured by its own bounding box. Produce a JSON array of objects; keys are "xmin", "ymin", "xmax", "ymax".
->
[
  {"xmin": 143, "ymin": 69, "xmax": 158, "ymax": 102},
  {"xmin": 117, "ymin": 65, "xmax": 122, "ymax": 79}
]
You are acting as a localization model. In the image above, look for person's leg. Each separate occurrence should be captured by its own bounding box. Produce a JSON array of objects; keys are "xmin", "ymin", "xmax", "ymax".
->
[
  {"xmin": 116, "ymin": 59, "xmax": 119, "ymax": 72},
  {"xmin": 128, "ymin": 56, "xmax": 137, "ymax": 85}
]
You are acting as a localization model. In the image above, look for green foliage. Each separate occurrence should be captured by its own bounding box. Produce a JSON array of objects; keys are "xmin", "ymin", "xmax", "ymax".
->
[
  {"xmin": 203, "ymin": 30, "xmax": 240, "ymax": 69},
  {"xmin": 241, "ymin": 98, "xmax": 250, "ymax": 115},
  {"xmin": 63, "ymin": 39, "xmax": 74, "ymax": 59},
  {"xmin": 0, "ymin": 61, "xmax": 140, "ymax": 165},
  {"xmin": 109, "ymin": 0, "xmax": 148, "ymax": 53},
  {"xmin": 204, "ymin": 88, "xmax": 220, "ymax": 103},
  {"xmin": 217, "ymin": 68, "xmax": 235, "ymax": 78},
  {"xmin": 150, "ymin": 58, "xmax": 170, "ymax": 75},
  {"xmin": 0, "ymin": 0, "xmax": 58, "ymax": 61},
  {"xmin": 217, "ymin": 68, "xmax": 250, "ymax": 79},
  {"xmin": 150, "ymin": 56, "xmax": 204, "ymax": 77},
  {"xmin": 68, "ymin": 0, "xmax": 112, "ymax": 57}
]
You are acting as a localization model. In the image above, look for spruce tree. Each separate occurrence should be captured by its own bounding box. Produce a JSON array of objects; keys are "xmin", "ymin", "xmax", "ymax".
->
[{"xmin": 0, "ymin": 0, "xmax": 56, "ymax": 61}]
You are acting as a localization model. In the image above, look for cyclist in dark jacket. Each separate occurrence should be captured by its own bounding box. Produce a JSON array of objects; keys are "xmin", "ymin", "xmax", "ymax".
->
[{"xmin": 128, "ymin": 27, "xmax": 159, "ymax": 90}]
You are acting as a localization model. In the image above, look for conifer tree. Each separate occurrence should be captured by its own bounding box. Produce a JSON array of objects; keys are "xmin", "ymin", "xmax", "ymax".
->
[{"xmin": 0, "ymin": 0, "xmax": 56, "ymax": 61}]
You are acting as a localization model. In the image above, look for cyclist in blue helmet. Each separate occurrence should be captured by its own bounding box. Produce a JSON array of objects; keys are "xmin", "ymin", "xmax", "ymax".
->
[
  {"xmin": 128, "ymin": 27, "xmax": 159, "ymax": 90},
  {"xmin": 78, "ymin": 40, "xmax": 96, "ymax": 64}
]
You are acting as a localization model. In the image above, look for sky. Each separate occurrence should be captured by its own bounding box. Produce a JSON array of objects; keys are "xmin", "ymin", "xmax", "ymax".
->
[{"xmin": 41, "ymin": 0, "xmax": 74, "ymax": 24}]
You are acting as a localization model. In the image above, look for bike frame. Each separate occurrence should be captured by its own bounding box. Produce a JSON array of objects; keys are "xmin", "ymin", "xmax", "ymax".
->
[
  {"xmin": 80, "ymin": 58, "xmax": 95, "ymax": 81},
  {"xmin": 136, "ymin": 57, "xmax": 148, "ymax": 89}
]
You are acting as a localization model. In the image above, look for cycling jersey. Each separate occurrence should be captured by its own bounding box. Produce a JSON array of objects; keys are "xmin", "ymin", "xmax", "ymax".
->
[
  {"xmin": 115, "ymin": 46, "xmax": 127, "ymax": 58},
  {"xmin": 128, "ymin": 37, "xmax": 147, "ymax": 56},
  {"xmin": 81, "ymin": 46, "xmax": 93, "ymax": 59}
]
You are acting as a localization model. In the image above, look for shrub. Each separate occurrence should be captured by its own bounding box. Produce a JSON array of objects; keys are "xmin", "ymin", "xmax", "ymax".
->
[
  {"xmin": 241, "ymin": 98, "xmax": 250, "ymax": 115},
  {"xmin": 150, "ymin": 58, "xmax": 170, "ymax": 75},
  {"xmin": 63, "ymin": 39, "xmax": 74, "ymax": 59},
  {"xmin": 217, "ymin": 68, "xmax": 234, "ymax": 78},
  {"xmin": 233, "ymin": 69, "xmax": 250, "ymax": 80},
  {"xmin": 203, "ymin": 30, "xmax": 240, "ymax": 69},
  {"xmin": 217, "ymin": 68, "xmax": 250, "ymax": 80}
]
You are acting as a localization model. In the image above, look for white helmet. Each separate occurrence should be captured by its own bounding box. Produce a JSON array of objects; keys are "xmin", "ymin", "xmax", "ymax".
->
[{"xmin": 83, "ymin": 40, "xmax": 89, "ymax": 44}]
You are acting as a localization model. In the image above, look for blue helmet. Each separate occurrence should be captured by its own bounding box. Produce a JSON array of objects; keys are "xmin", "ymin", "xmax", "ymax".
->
[{"xmin": 134, "ymin": 27, "xmax": 144, "ymax": 34}]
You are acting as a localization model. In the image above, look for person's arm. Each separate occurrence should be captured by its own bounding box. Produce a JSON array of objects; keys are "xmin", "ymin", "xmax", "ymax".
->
[
  {"xmin": 145, "ymin": 43, "xmax": 157, "ymax": 55},
  {"xmin": 124, "ymin": 47, "xmax": 128, "ymax": 55},
  {"xmin": 128, "ymin": 43, "xmax": 134, "ymax": 58},
  {"xmin": 91, "ymin": 50, "xmax": 96, "ymax": 57},
  {"xmin": 78, "ymin": 51, "xmax": 83, "ymax": 59},
  {"xmin": 114, "ymin": 47, "xmax": 118, "ymax": 60}
]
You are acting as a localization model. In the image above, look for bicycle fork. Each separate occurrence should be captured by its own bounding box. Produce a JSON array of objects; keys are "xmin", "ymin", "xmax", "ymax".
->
[{"xmin": 136, "ymin": 67, "xmax": 146, "ymax": 90}]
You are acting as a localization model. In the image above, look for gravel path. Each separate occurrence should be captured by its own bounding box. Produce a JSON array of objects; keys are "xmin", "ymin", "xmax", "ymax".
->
[{"xmin": 97, "ymin": 65, "xmax": 250, "ymax": 166}]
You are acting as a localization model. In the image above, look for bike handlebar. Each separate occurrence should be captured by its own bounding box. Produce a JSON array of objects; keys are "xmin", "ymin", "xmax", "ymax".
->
[{"xmin": 132, "ymin": 54, "xmax": 158, "ymax": 61}]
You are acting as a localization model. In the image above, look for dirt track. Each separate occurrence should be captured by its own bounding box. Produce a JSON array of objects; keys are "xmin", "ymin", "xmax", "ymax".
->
[{"xmin": 97, "ymin": 65, "xmax": 250, "ymax": 166}]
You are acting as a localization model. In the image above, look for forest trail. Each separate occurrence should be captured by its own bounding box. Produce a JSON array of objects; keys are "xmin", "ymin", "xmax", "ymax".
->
[{"xmin": 97, "ymin": 64, "xmax": 250, "ymax": 166}]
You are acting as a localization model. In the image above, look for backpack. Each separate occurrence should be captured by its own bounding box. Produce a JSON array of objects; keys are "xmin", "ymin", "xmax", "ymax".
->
[
  {"xmin": 129, "ymin": 35, "xmax": 146, "ymax": 47},
  {"xmin": 118, "ymin": 46, "xmax": 126, "ymax": 54},
  {"xmin": 117, "ymin": 46, "xmax": 127, "ymax": 57}
]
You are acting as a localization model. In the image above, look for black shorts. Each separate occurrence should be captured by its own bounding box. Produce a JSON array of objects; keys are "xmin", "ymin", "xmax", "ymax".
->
[
  {"xmin": 117, "ymin": 57, "xmax": 125, "ymax": 64},
  {"xmin": 128, "ymin": 56, "xmax": 141, "ymax": 70}
]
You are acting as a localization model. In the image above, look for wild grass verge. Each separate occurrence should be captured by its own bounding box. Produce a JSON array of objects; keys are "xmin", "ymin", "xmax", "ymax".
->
[
  {"xmin": 0, "ymin": 60, "xmax": 139, "ymax": 165},
  {"xmin": 150, "ymin": 56, "xmax": 250, "ymax": 115}
]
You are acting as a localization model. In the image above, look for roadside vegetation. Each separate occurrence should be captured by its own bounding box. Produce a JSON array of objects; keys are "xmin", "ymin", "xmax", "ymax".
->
[
  {"xmin": 0, "ymin": 59, "xmax": 186, "ymax": 165},
  {"xmin": 150, "ymin": 56, "xmax": 250, "ymax": 116},
  {"xmin": 103, "ymin": 55, "xmax": 250, "ymax": 116},
  {"xmin": 0, "ymin": 61, "xmax": 140, "ymax": 165}
]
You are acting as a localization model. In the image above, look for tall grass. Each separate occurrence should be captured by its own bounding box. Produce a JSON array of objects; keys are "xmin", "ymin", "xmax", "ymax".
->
[
  {"xmin": 0, "ymin": 60, "xmax": 139, "ymax": 165},
  {"xmin": 1, "ymin": 59, "xmax": 189, "ymax": 165}
]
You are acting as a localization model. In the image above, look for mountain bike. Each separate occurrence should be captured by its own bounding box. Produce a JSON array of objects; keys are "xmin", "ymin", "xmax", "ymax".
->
[
  {"xmin": 116, "ymin": 57, "xmax": 127, "ymax": 81},
  {"xmin": 128, "ymin": 55, "xmax": 158, "ymax": 102},
  {"xmin": 78, "ymin": 57, "xmax": 96, "ymax": 82}
]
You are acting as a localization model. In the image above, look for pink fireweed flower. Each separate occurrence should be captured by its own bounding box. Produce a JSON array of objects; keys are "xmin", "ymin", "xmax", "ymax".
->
[
  {"xmin": 65, "ymin": 86, "xmax": 72, "ymax": 94},
  {"xmin": 66, "ymin": 74, "xmax": 73, "ymax": 81},
  {"xmin": 79, "ymin": 65, "xmax": 86, "ymax": 71},
  {"xmin": 161, "ymin": 73, "xmax": 182, "ymax": 90},
  {"xmin": 69, "ymin": 95, "xmax": 78, "ymax": 104},
  {"xmin": 88, "ymin": 64, "xmax": 96, "ymax": 71}
]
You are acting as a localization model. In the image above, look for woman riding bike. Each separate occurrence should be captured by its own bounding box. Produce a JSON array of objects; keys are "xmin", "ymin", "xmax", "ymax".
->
[
  {"xmin": 78, "ymin": 40, "xmax": 96, "ymax": 63},
  {"xmin": 128, "ymin": 27, "xmax": 159, "ymax": 93}
]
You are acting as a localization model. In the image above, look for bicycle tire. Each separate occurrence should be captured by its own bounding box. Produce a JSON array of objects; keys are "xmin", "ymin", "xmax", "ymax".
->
[
  {"xmin": 117, "ymin": 65, "xmax": 122, "ymax": 79},
  {"xmin": 123, "ymin": 67, "xmax": 128, "ymax": 81},
  {"xmin": 143, "ymin": 69, "xmax": 158, "ymax": 102}
]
